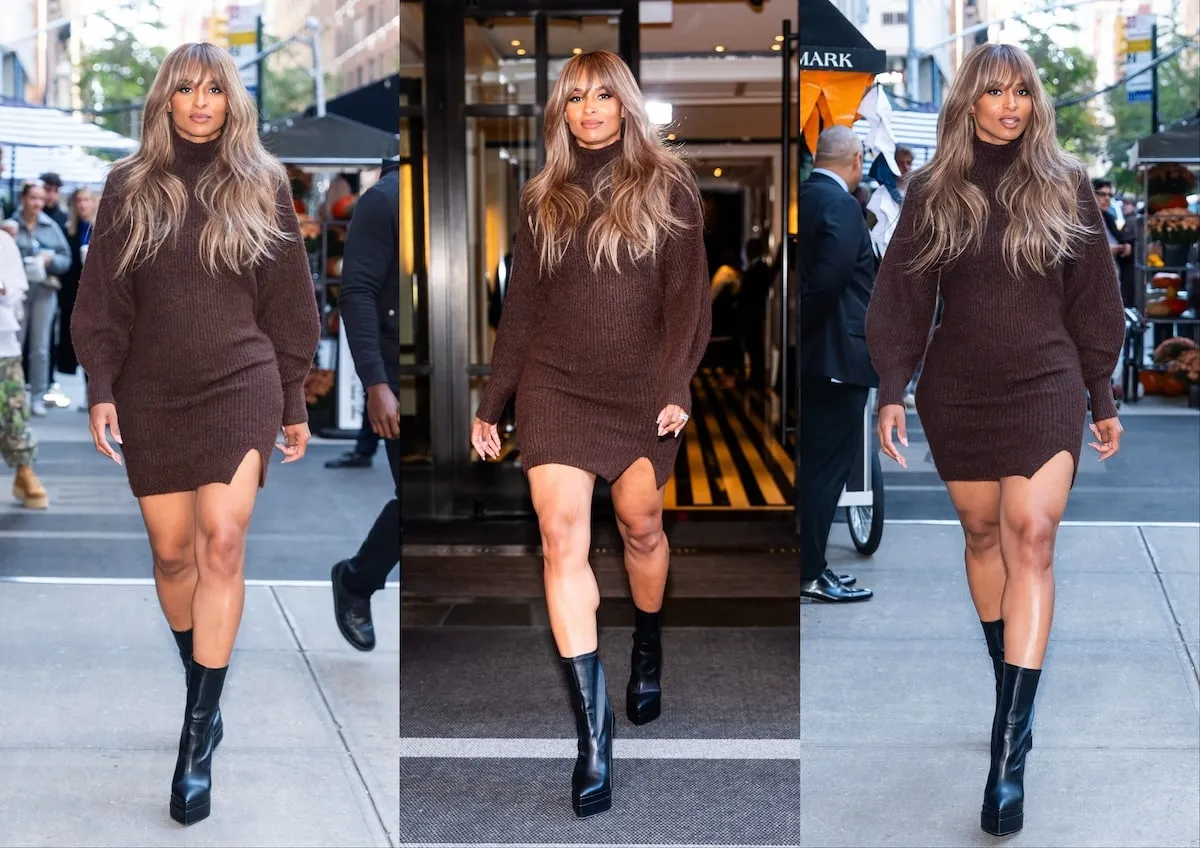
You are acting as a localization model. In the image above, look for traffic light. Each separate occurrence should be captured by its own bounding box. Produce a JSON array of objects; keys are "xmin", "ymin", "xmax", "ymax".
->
[{"xmin": 206, "ymin": 14, "xmax": 229, "ymax": 48}]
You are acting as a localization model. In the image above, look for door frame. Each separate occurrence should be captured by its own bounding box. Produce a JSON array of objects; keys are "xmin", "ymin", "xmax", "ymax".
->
[{"xmin": 423, "ymin": 0, "xmax": 641, "ymax": 518}]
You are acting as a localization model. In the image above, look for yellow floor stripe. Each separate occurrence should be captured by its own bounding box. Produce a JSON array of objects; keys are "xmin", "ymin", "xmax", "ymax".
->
[
  {"xmin": 738, "ymin": 391, "xmax": 794, "ymax": 485},
  {"xmin": 662, "ymin": 472, "xmax": 677, "ymax": 509},
  {"xmin": 706, "ymin": 377, "xmax": 787, "ymax": 505},
  {"xmin": 693, "ymin": 380, "xmax": 750, "ymax": 508},
  {"xmin": 684, "ymin": 421, "xmax": 712, "ymax": 505}
]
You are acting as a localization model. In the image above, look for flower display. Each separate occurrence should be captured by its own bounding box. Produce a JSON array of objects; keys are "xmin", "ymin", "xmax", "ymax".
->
[
  {"xmin": 1147, "ymin": 208, "xmax": 1200, "ymax": 246},
  {"xmin": 1147, "ymin": 163, "xmax": 1197, "ymax": 196}
]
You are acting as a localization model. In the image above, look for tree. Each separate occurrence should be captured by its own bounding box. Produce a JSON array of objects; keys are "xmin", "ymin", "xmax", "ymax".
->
[
  {"xmin": 77, "ymin": 10, "xmax": 167, "ymax": 141},
  {"xmin": 260, "ymin": 35, "xmax": 319, "ymax": 121},
  {"xmin": 1104, "ymin": 28, "xmax": 1200, "ymax": 193},
  {"xmin": 1018, "ymin": 20, "xmax": 1106, "ymax": 161}
]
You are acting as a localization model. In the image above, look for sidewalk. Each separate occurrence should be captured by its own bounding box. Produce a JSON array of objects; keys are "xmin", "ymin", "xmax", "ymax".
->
[
  {"xmin": 804, "ymin": 522, "xmax": 1200, "ymax": 847},
  {"xmin": 0, "ymin": 581, "xmax": 398, "ymax": 847}
]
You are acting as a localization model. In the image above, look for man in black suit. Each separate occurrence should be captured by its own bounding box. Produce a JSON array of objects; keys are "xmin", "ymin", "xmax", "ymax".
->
[
  {"xmin": 330, "ymin": 156, "xmax": 401, "ymax": 649},
  {"xmin": 797, "ymin": 125, "xmax": 877, "ymax": 603}
]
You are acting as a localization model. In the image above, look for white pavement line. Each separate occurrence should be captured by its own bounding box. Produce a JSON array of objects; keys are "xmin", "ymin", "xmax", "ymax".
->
[
  {"xmin": 0, "ymin": 530, "xmax": 350, "ymax": 541},
  {"xmin": 0, "ymin": 576, "xmax": 400, "ymax": 588},
  {"xmin": 884, "ymin": 519, "xmax": 1200, "ymax": 528},
  {"xmin": 399, "ymin": 738, "xmax": 800, "ymax": 759},
  {"xmin": 397, "ymin": 844, "xmax": 793, "ymax": 848}
]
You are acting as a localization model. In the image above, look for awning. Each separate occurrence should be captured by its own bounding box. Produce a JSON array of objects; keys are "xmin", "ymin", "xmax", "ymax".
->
[
  {"xmin": 260, "ymin": 113, "xmax": 399, "ymax": 167},
  {"xmin": 798, "ymin": 0, "xmax": 887, "ymax": 153},
  {"xmin": 3, "ymin": 146, "xmax": 114, "ymax": 188},
  {"xmin": 0, "ymin": 103, "xmax": 138, "ymax": 151},
  {"xmin": 1128, "ymin": 120, "xmax": 1200, "ymax": 167},
  {"xmin": 303, "ymin": 75, "xmax": 399, "ymax": 136}
]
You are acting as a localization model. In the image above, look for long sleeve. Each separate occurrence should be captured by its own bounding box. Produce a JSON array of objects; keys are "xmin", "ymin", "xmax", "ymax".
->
[
  {"xmin": 800, "ymin": 195, "xmax": 864, "ymax": 335},
  {"xmin": 71, "ymin": 178, "xmax": 135, "ymax": 407},
  {"xmin": 657, "ymin": 180, "xmax": 712, "ymax": 414},
  {"xmin": 475, "ymin": 203, "xmax": 545, "ymax": 424},
  {"xmin": 1063, "ymin": 173, "xmax": 1126, "ymax": 423},
  {"xmin": 0, "ymin": 231, "xmax": 27, "ymax": 308},
  {"xmin": 255, "ymin": 178, "xmax": 321, "ymax": 426},
  {"xmin": 864, "ymin": 182, "xmax": 939, "ymax": 408},
  {"xmin": 338, "ymin": 183, "xmax": 395, "ymax": 390}
]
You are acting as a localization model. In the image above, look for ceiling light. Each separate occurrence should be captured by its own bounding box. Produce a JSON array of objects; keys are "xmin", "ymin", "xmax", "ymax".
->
[
  {"xmin": 666, "ymin": 133, "xmax": 677, "ymax": 141},
  {"xmin": 511, "ymin": 39, "xmax": 521, "ymax": 46},
  {"xmin": 714, "ymin": 45, "xmax": 725, "ymax": 53},
  {"xmin": 775, "ymin": 35, "xmax": 784, "ymax": 42},
  {"xmin": 573, "ymin": 47, "xmax": 583, "ymax": 55},
  {"xmin": 771, "ymin": 43, "xmax": 781, "ymax": 51},
  {"xmin": 713, "ymin": 168, "xmax": 723, "ymax": 177},
  {"xmin": 516, "ymin": 48, "xmax": 527, "ymax": 56},
  {"xmin": 646, "ymin": 100, "xmax": 672, "ymax": 125}
]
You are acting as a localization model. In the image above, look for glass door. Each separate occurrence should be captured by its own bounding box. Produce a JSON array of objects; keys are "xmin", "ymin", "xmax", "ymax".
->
[{"xmin": 399, "ymin": 77, "xmax": 429, "ymax": 460}]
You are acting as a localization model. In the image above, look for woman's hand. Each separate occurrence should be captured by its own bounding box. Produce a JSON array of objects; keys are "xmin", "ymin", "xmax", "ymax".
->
[
  {"xmin": 276, "ymin": 422, "xmax": 311, "ymax": 463},
  {"xmin": 1089, "ymin": 417, "xmax": 1123, "ymax": 461},
  {"xmin": 877, "ymin": 403, "xmax": 908, "ymax": 469},
  {"xmin": 656, "ymin": 404, "xmax": 690, "ymax": 438},
  {"xmin": 88, "ymin": 402, "xmax": 123, "ymax": 465},
  {"xmin": 471, "ymin": 417, "xmax": 501, "ymax": 459}
]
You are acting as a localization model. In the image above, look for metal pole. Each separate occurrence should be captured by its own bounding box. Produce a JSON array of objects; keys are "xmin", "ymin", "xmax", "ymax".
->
[
  {"xmin": 780, "ymin": 18, "xmax": 792, "ymax": 446},
  {"xmin": 255, "ymin": 13, "xmax": 264, "ymax": 126},
  {"xmin": 1150, "ymin": 22, "xmax": 1159, "ymax": 134},
  {"xmin": 906, "ymin": 0, "xmax": 919, "ymax": 102},
  {"xmin": 306, "ymin": 18, "xmax": 326, "ymax": 117}
]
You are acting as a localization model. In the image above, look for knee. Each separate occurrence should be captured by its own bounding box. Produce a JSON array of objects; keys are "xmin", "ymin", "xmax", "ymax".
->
[
  {"xmin": 1005, "ymin": 513, "xmax": 1057, "ymax": 570},
  {"xmin": 539, "ymin": 510, "xmax": 587, "ymax": 565},
  {"xmin": 151, "ymin": 543, "xmax": 194, "ymax": 579},
  {"xmin": 198, "ymin": 523, "xmax": 246, "ymax": 579},
  {"xmin": 620, "ymin": 513, "xmax": 664, "ymax": 558},
  {"xmin": 961, "ymin": 519, "xmax": 1000, "ymax": 557}
]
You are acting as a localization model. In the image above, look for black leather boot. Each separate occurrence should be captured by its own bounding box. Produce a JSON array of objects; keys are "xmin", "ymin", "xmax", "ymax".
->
[
  {"xmin": 980, "ymin": 662, "xmax": 1041, "ymax": 836},
  {"xmin": 980, "ymin": 619, "xmax": 1030, "ymax": 754},
  {"xmin": 561, "ymin": 651, "xmax": 614, "ymax": 818},
  {"xmin": 170, "ymin": 660, "xmax": 228, "ymax": 825},
  {"xmin": 626, "ymin": 608, "xmax": 662, "ymax": 725},
  {"xmin": 170, "ymin": 629, "xmax": 223, "ymax": 750}
]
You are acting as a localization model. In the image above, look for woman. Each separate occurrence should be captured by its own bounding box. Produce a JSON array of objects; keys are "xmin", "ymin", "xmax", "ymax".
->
[
  {"xmin": 0, "ymin": 225, "xmax": 46, "ymax": 508},
  {"xmin": 56, "ymin": 187, "xmax": 96, "ymax": 408},
  {"xmin": 469, "ymin": 50, "xmax": 710, "ymax": 818},
  {"xmin": 4, "ymin": 180, "xmax": 71, "ymax": 417},
  {"xmin": 865, "ymin": 44, "xmax": 1125, "ymax": 837},
  {"xmin": 72, "ymin": 43, "xmax": 320, "ymax": 826}
]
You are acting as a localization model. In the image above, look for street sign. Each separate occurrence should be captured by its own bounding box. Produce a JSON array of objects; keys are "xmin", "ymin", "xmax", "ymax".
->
[
  {"xmin": 1124, "ymin": 13, "xmax": 1154, "ymax": 104},
  {"xmin": 226, "ymin": 3, "xmax": 261, "ymax": 96}
]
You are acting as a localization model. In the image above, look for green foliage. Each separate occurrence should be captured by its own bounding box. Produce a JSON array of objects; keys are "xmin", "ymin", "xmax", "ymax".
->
[
  {"xmin": 1105, "ymin": 28, "xmax": 1200, "ymax": 192},
  {"xmin": 77, "ymin": 18, "xmax": 167, "ymax": 140},
  {"xmin": 1018, "ymin": 20, "xmax": 1105, "ymax": 161},
  {"xmin": 260, "ymin": 36, "xmax": 318, "ymax": 121}
]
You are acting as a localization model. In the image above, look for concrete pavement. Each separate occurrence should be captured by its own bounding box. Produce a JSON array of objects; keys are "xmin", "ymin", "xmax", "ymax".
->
[{"xmin": 805, "ymin": 522, "xmax": 1200, "ymax": 847}]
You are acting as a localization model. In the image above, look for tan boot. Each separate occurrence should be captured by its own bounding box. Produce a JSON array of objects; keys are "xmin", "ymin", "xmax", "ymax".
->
[{"xmin": 13, "ymin": 465, "xmax": 48, "ymax": 509}]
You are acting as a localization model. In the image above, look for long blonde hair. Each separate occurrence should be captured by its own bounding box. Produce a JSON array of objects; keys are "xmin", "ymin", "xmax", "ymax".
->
[
  {"xmin": 905, "ymin": 43, "xmax": 1094, "ymax": 278},
  {"xmin": 524, "ymin": 50, "xmax": 699, "ymax": 275},
  {"xmin": 105, "ymin": 42, "xmax": 291, "ymax": 278},
  {"xmin": 66, "ymin": 187, "xmax": 95, "ymax": 238}
]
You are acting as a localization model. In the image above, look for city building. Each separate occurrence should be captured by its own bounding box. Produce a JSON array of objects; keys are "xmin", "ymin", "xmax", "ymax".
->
[{"xmin": 269, "ymin": 0, "xmax": 400, "ymax": 96}]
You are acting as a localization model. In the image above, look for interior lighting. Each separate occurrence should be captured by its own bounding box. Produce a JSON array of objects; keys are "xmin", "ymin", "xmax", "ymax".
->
[
  {"xmin": 775, "ymin": 35, "xmax": 784, "ymax": 42},
  {"xmin": 646, "ymin": 100, "xmax": 673, "ymax": 125},
  {"xmin": 666, "ymin": 132, "xmax": 677, "ymax": 141},
  {"xmin": 511, "ymin": 39, "xmax": 521, "ymax": 46},
  {"xmin": 771, "ymin": 43, "xmax": 781, "ymax": 51},
  {"xmin": 715, "ymin": 45, "xmax": 726, "ymax": 53},
  {"xmin": 516, "ymin": 48, "xmax": 527, "ymax": 55},
  {"xmin": 713, "ymin": 167, "xmax": 723, "ymax": 177}
]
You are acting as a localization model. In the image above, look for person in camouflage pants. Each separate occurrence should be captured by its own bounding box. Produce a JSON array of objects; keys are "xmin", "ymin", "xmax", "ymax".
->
[{"xmin": 0, "ymin": 356, "xmax": 37, "ymax": 468}]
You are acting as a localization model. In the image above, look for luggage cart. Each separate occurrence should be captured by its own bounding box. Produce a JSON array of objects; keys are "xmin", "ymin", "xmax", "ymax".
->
[{"xmin": 839, "ymin": 388, "xmax": 885, "ymax": 555}]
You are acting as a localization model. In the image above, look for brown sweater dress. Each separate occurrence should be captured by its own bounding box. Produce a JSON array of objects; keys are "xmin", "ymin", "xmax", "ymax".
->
[
  {"xmin": 865, "ymin": 135, "xmax": 1126, "ymax": 481},
  {"xmin": 475, "ymin": 139, "xmax": 712, "ymax": 488},
  {"xmin": 71, "ymin": 134, "xmax": 320, "ymax": 497}
]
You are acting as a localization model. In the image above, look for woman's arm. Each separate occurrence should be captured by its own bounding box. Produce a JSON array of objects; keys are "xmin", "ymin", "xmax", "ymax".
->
[
  {"xmin": 864, "ymin": 182, "xmax": 940, "ymax": 407},
  {"xmin": 255, "ymin": 178, "xmax": 322, "ymax": 426},
  {"xmin": 0, "ymin": 231, "xmax": 28, "ymax": 303},
  {"xmin": 474, "ymin": 203, "xmax": 547, "ymax": 424},
  {"xmin": 1063, "ymin": 172, "xmax": 1126, "ymax": 423},
  {"xmin": 657, "ymin": 178, "xmax": 713, "ymax": 415},
  {"xmin": 70, "ymin": 181, "xmax": 135, "ymax": 407}
]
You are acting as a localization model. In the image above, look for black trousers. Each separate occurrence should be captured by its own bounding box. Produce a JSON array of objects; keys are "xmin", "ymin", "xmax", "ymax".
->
[
  {"xmin": 798, "ymin": 375, "xmax": 869, "ymax": 581},
  {"xmin": 342, "ymin": 436, "xmax": 401, "ymax": 595}
]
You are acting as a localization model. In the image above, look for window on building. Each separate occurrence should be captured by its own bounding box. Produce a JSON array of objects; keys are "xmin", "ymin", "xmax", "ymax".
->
[
  {"xmin": 882, "ymin": 11, "xmax": 908, "ymax": 24},
  {"xmin": 357, "ymin": 65, "xmax": 364, "ymax": 88},
  {"xmin": 368, "ymin": 57, "xmax": 376, "ymax": 81},
  {"xmin": 367, "ymin": 3, "xmax": 377, "ymax": 33}
]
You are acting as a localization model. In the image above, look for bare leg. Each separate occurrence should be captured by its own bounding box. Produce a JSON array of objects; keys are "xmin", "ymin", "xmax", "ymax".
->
[
  {"xmin": 138, "ymin": 491, "xmax": 200, "ymax": 632},
  {"xmin": 998, "ymin": 451, "xmax": 1075, "ymax": 670},
  {"xmin": 528, "ymin": 463, "xmax": 599, "ymax": 658},
  {"xmin": 192, "ymin": 450, "xmax": 262, "ymax": 668},
  {"xmin": 610, "ymin": 458, "xmax": 668, "ymax": 612},
  {"xmin": 945, "ymin": 480, "xmax": 1005, "ymax": 621}
]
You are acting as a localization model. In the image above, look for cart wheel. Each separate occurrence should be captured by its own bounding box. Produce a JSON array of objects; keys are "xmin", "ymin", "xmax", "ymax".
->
[{"xmin": 846, "ymin": 451, "xmax": 885, "ymax": 555}]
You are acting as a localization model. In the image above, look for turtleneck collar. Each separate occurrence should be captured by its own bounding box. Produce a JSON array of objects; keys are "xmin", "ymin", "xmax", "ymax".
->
[
  {"xmin": 171, "ymin": 130, "xmax": 222, "ymax": 172},
  {"xmin": 971, "ymin": 132, "xmax": 1023, "ymax": 169},
  {"xmin": 573, "ymin": 136, "xmax": 624, "ymax": 174}
]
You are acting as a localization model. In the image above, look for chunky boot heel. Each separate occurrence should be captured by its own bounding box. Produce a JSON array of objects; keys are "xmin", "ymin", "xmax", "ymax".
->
[
  {"xmin": 561, "ymin": 651, "xmax": 614, "ymax": 818},
  {"xmin": 626, "ymin": 608, "xmax": 662, "ymax": 726},
  {"xmin": 172, "ymin": 629, "xmax": 224, "ymax": 750},
  {"xmin": 170, "ymin": 660, "xmax": 228, "ymax": 826},
  {"xmin": 980, "ymin": 662, "xmax": 1040, "ymax": 837},
  {"xmin": 981, "ymin": 620, "xmax": 1031, "ymax": 755}
]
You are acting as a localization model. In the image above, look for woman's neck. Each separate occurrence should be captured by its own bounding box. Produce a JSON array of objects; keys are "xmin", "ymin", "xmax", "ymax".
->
[{"xmin": 21, "ymin": 211, "xmax": 39, "ymax": 228}]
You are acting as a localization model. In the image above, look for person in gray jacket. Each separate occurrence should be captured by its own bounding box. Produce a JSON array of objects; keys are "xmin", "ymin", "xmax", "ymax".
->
[{"xmin": 5, "ymin": 180, "xmax": 71, "ymax": 416}]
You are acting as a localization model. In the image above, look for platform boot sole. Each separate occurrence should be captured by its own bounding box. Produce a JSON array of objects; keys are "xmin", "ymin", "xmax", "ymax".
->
[
  {"xmin": 980, "ymin": 803, "xmax": 1023, "ymax": 836},
  {"xmin": 170, "ymin": 794, "xmax": 211, "ymax": 826}
]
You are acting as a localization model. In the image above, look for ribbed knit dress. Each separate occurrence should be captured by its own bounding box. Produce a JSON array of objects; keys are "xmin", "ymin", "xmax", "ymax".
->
[
  {"xmin": 865, "ymin": 135, "xmax": 1126, "ymax": 481},
  {"xmin": 474, "ymin": 139, "xmax": 712, "ymax": 488},
  {"xmin": 71, "ymin": 133, "xmax": 321, "ymax": 497}
]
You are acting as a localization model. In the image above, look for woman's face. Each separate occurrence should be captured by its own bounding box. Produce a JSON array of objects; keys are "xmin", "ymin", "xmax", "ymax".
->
[
  {"xmin": 972, "ymin": 77, "xmax": 1034, "ymax": 145},
  {"xmin": 564, "ymin": 74, "xmax": 626, "ymax": 151},
  {"xmin": 169, "ymin": 70, "xmax": 229, "ymax": 144},
  {"xmin": 22, "ymin": 185, "xmax": 46, "ymax": 217},
  {"xmin": 75, "ymin": 192, "xmax": 95, "ymax": 221}
]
